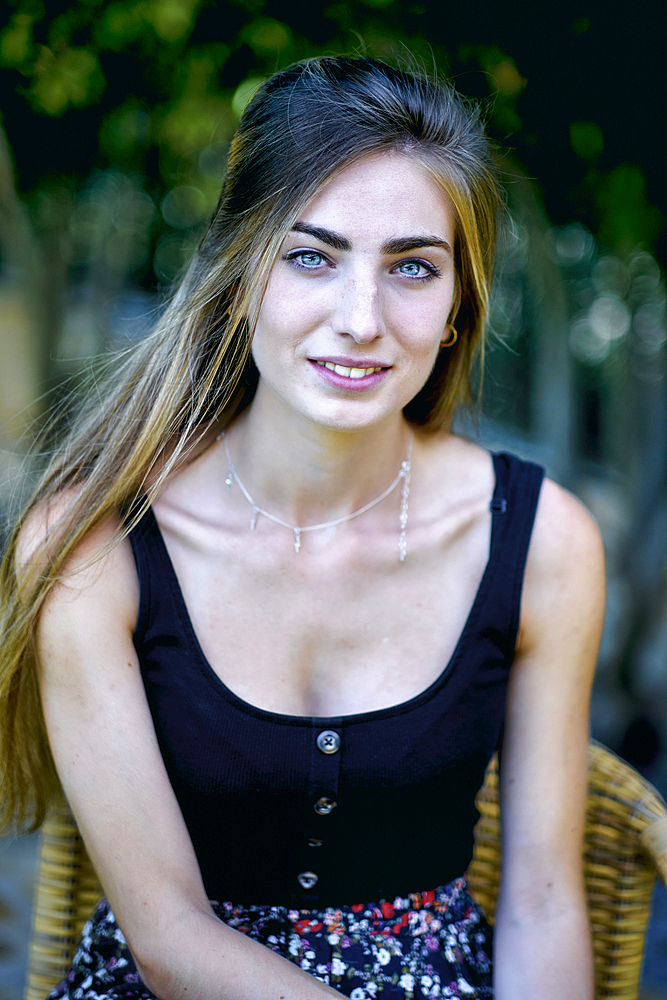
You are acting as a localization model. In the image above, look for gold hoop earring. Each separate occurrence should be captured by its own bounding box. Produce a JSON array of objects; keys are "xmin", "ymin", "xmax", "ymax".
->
[{"xmin": 440, "ymin": 325, "xmax": 458, "ymax": 348}]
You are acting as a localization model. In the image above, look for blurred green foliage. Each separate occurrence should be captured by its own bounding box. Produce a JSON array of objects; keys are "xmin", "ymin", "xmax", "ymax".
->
[{"xmin": 1, "ymin": 1, "xmax": 663, "ymax": 290}]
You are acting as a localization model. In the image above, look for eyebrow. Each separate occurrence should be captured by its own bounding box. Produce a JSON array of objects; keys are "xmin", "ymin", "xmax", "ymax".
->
[
  {"xmin": 290, "ymin": 223, "xmax": 452, "ymax": 257},
  {"xmin": 291, "ymin": 223, "xmax": 351, "ymax": 251},
  {"xmin": 382, "ymin": 236, "xmax": 452, "ymax": 256}
]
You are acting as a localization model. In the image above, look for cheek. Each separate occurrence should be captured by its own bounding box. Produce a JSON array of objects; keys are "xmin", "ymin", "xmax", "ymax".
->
[
  {"xmin": 250, "ymin": 299, "xmax": 309, "ymax": 380},
  {"xmin": 251, "ymin": 293, "xmax": 288, "ymax": 362},
  {"xmin": 394, "ymin": 274, "xmax": 455, "ymax": 339},
  {"xmin": 397, "ymin": 302, "xmax": 449, "ymax": 356},
  {"xmin": 255, "ymin": 308, "xmax": 326, "ymax": 378},
  {"xmin": 250, "ymin": 328, "xmax": 282, "ymax": 385},
  {"xmin": 249, "ymin": 314, "xmax": 275, "ymax": 377}
]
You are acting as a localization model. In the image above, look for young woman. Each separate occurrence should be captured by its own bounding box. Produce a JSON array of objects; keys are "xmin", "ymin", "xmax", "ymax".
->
[{"xmin": 0, "ymin": 57, "xmax": 605, "ymax": 1000}]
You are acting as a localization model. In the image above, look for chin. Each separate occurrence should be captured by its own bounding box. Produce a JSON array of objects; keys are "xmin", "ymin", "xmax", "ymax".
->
[{"xmin": 303, "ymin": 405, "xmax": 404, "ymax": 435}]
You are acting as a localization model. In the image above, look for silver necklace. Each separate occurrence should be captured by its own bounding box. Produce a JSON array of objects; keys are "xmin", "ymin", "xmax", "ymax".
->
[{"xmin": 218, "ymin": 431, "xmax": 413, "ymax": 561}]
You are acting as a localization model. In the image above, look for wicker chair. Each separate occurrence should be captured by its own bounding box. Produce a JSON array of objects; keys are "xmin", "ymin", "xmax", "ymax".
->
[{"xmin": 25, "ymin": 742, "xmax": 667, "ymax": 1000}]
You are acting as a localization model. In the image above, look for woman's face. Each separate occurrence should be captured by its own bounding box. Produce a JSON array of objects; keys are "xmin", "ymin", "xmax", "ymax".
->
[{"xmin": 251, "ymin": 152, "xmax": 457, "ymax": 433}]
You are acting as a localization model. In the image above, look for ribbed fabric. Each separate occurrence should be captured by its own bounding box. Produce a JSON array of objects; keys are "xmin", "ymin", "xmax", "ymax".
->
[{"xmin": 129, "ymin": 452, "xmax": 544, "ymax": 908}]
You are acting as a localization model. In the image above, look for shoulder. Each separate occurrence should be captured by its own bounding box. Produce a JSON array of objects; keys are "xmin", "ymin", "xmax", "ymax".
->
[
  {"xmin": 15, "ymin": 491, "xmax": 139, "ymax": 643},
  {"xmin": 15, "ymin": 488, "xmax": 79, "ymax": 574},
  {"xmin": 518, "ymin": 477, "xmax": 606, "ymax": 655},
  {"xmin": 529, "ymin": 477, "xmax": 605, "ymax": 581}
]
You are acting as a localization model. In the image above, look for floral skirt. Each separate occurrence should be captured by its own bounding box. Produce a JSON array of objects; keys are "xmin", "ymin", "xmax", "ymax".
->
[{"xmin": 48, "ymin": 877, "xmax": 493, "ymax": 1000}]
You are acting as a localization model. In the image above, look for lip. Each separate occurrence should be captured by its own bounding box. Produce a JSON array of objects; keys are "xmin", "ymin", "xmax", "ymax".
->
[
  {"xmin": 309, "ymin": 355, "xmax": 391, "ymax": 368},
  {"xmin": 309, "ymin": 359, "xmax": 390, "ymax": 391}
]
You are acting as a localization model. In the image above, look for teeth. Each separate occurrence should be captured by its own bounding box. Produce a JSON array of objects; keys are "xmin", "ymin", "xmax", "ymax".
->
[{"xmin": 319, "ymin": 362, "xmax": 382, "ymax": 378}]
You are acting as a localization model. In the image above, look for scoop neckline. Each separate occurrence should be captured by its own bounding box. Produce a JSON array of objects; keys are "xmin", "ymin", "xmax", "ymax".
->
[{"xmin": 136, "ymin": 453, "xmax": 507, "ymax": 726}]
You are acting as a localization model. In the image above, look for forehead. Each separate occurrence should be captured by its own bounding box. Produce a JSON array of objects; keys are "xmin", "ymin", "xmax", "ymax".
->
[{"xmin": 297, "ymin": 152, "xmax": 455, "ymax": 241}]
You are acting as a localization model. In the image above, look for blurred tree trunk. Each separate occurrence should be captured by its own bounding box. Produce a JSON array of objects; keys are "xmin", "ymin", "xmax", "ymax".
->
[
  {"xmin": 0, "ymin": 125, "xmax": 66, "ymax": 455},
  {"xmin": 506, "ymin": 169, "xmax": 573, "ymax": 482}
]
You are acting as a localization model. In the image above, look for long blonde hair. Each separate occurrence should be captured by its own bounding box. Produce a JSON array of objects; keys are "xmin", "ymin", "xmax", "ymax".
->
[{"xmin": 0, "ymin": 55, "xmax": 503, "ymax": 832}]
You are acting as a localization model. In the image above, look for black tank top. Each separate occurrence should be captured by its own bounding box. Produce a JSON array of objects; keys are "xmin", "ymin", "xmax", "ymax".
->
[{"xmin": 129, "ymin": 451, "xmax": 544, "ymax": 908}]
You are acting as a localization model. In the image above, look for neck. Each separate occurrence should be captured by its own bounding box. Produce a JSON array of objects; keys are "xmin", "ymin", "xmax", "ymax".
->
[{"xmin": 224, "ymin": 397, "xmax": 414, "ymax": 529}]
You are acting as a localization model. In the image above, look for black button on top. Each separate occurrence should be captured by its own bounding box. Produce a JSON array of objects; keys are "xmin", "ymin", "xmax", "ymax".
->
[{"xmin": 316, "ymin": 730, "xmax": 341, "ymax": 754}]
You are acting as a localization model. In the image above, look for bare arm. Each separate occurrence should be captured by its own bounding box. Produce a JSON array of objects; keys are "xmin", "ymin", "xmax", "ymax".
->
[
  {"xmin": 27, "ymin": 513, "xmax": 341, "ymax": 1000},
  {"xmin": 493, "ymin": 480, "xmax": 605, "ymax": 1000}
]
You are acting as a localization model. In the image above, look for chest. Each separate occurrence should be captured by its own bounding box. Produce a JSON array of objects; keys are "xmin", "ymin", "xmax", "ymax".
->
[{"xmin": 153, "ymin": 505, "xmax": 492, "ymax": 717}]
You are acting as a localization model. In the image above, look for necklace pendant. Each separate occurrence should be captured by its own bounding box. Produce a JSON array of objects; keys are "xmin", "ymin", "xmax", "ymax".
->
[
  {"xmin": 293, "ymin": 527, "xmax": 301, "ymax": 554},
  {"xmin": 250, "ymin": 506, "xmax": 258, "ymax": 530}
]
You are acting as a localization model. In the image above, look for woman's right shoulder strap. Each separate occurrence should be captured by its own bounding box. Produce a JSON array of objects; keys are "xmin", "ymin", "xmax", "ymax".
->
[{"xmin": 126, "ymin": 505, "xmax": 168, "ymax": 640}]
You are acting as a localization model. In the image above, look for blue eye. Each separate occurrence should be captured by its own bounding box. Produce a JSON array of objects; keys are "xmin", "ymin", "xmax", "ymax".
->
[
  {"xmin": 395, "ymin": 259, "xmax": 441, "ymax": 281},
  {"xmin": 284, "ymin": 250, "xmax": 327, "ymax": 270}
]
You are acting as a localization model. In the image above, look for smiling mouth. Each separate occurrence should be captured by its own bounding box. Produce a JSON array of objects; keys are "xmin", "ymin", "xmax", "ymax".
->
[{"xmin": 315, "ymin": 361, "xmax": 385, "ymax": 379}]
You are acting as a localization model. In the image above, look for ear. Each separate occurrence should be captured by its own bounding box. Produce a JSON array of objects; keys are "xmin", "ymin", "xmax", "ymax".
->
[{"xmin": 440, "ymin": 325, "xmax": 458, "ymax": 348}]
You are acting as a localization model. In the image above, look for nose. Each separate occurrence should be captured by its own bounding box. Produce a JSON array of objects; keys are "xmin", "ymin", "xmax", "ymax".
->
[{"xmin": 334, "ymin": 269, "xmax": 385, "ymax": 344}]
